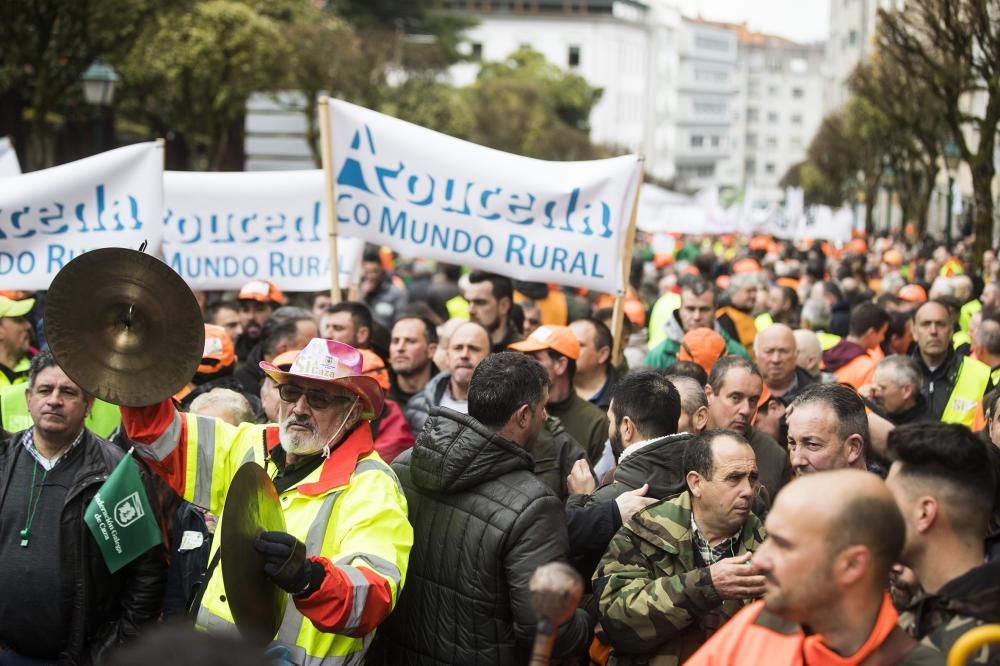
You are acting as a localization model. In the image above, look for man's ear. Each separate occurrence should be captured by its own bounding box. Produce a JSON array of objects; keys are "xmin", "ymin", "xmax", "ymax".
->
[
  {"xmin": 596, "ymin": 345, "xmax": 611, "ymax": 366},
  {"xmin": 693, "ymin": 406, "xmax": 710, "ymax": 433},
  {"xmin": 687, "ymin": 471, "xmax": 703, "ymax": 498},
  {"xmin": 704, "ymin": 384, "xmax": 715, "ymax": 404},
  {"xmin": 833, "ymin": 544, "xmax": 872, "ymax": 587},
  {"xmin": 427, "ymin": 342, "xmax": 438, "ymax": 359},
  {"xmin": 498, "ymin": 296, "xmax": 512, "ymax": 317},
  {"xmin": 554, "ymin": 355, "xmax": 570, "ymax": 378},
  {"xmin": 358, "ymin": 326, "xmax": 371, "ymax": 346},
  {"xmin": 845, "ymin": 433, "xmax": 865, "ymax": 464},
  {"xmin": 515, "ymin": 403, "xmax": 532, "ymax": 429},
  {"xmin": 915, "ymin": 496, "xmax": 939, "ymax": 534}
]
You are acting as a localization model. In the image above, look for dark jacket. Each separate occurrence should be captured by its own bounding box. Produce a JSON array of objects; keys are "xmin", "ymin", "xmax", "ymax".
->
[
  {"xmin": 375, "ymin": 408, "xmax": 591, "ymax": 665},
  {"xmin": 0, "ymin": 429, "xmax": 165, "ymax": 665},
  {"xmin": 546, "ymin": 391, "xmax": 609, "ymax": 466},
  {"xmin": 886, "ymin": 394, "xmax": 933, "ymax": 426},
  {"xmin": 403, "ymin": 371, "xmax": 451, "ymax": 436},
  {"xmin": 529, "ymin": 415, "xmax": 590, "ymax": 501},
  {"xmin": 747, "ymin": 428, "xmax": 790, "ymax": 509},
  {"xmin": 912, "ymin": 347, "xmax": 966, "ymax": 420},
  {"xmin": 899, "ymin": 560, "xmax": 1000, "ymax": 661}
]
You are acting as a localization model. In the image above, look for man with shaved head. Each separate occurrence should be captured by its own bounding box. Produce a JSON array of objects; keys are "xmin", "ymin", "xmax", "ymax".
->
[
  {"xmin": 792, "ymin": 329, "xmax": 824, "ymax": 381},
  {"xmin": 404, "ymin": 321, "xmax": 491, "ymax": 433},
  {"xmin": 687, "ymin": 470, "xmax": 940, "ymax": 664}
]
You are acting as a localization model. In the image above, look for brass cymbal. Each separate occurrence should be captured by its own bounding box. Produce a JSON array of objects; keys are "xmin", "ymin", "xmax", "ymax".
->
[
  {"xmin": 221, "ymin": 462, "xmax": 288, "ymax": 646},
  {"xmin": 45, "ymin": 248, "xmax": 204, "ymax": 407}
]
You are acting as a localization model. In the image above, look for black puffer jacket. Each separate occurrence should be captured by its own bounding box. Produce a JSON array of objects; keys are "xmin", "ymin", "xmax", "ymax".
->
[
  {"xmin": 374, "ymin": 408, "xmax": 591, "ymax": 665},
  {"xmin": 0, "ymin": 429, "xmax": 166, "ymax": 665}
]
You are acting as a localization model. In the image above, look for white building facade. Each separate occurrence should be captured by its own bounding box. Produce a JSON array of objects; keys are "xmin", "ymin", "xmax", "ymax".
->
[{"xmin": 446, "ymin": 0, "xmax": 681, "ymax": 182}]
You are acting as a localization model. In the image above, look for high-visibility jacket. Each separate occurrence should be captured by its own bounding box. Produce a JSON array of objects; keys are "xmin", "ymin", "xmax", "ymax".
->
[
  {"xmin": 648, "ymin": 292, "xmax": 681, "ymax": 347},
  {"xmin": 960, "ymin": 299, "xmax": 982, "ymax": 333},
  {"xmin": 953, "ymin": 329, "xmax": 971, "ymax": 350},
  {"xmin": 123, "ymin": 401, "xmax": 412, "ymax": 665},
  {"xmin": 717, "ymin": 306, "xmax": 758, "ymax": 360},
  {"xmin": 940, "ymin": 356, "xmax": 990, "ymax": 428},
  {"xmin": 0, "ymin": 356, "xmax": 30, "ymax": 390},
  {"xmin": 817, "ymin": 331, "xmax": 841, "ymax": 352},
  {"xmin": 0, "ymin": 383, "xmax": 121, "ymax": 437},
  {"xmin": 445, "ymin": 295, "xmax": 469, "ymax": 321},
  {"xmin": 754, "ymin": 313, "xmax": 773, "ymax": 332}
]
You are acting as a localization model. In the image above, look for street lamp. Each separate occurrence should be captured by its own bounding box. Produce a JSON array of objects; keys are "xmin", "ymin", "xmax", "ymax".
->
[
  {"xmin": 80, "ymin": 58, "xmax": 119, "ymax": 155},
  {"xmin": 81, "ymin": 58, "xmax": 119, "ymax": 106},
  {"xmin": 943, "ymin": 137, "xmax": 962, "ymax": 251}
]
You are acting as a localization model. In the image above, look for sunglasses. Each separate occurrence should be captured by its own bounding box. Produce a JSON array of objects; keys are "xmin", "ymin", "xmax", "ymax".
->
[{"xmin": 277, "ymin": 383, "xmax": 353, "ymax": 411}]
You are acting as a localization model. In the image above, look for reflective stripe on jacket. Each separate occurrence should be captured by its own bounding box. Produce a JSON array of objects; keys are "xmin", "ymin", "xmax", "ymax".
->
[
  {"xmin": 940, "ymin": 356, "xmax": 990, "ymax": 428},
  {"xmin": 122, "ymin": 401, "xmax": 412, "ymax": 664}
]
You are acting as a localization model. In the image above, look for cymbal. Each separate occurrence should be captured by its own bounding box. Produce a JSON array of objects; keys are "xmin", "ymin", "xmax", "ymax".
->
[
  {"xmin": 45, "ymin": 248, "xmax": 204, "ymax": 407},
  {"xmin": 221, "ymin": 462, "xmax": 288, "ymax": 646}
]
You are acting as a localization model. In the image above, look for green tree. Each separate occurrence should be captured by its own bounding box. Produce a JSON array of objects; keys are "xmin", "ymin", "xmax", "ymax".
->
[
  {"xmin": 117, "ymin": 0, "xmax": 289, "ymax": 170},
  {"xmin": 876, "ymin": 0, "xmax": 1000, "ymax": 268},
  {"xmin": 0, "ymin": 0, "xmax": 187, "ymax": 169}
]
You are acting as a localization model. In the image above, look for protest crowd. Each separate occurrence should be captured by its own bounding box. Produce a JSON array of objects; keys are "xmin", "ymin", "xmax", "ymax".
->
[{"xmin": 4, "ymin": 230, "xmax": 1000, "ymax": 666}]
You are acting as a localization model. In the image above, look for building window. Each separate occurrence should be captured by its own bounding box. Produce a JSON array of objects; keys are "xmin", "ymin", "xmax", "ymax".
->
[
  {"xmin": 748, "ymin": 79, "xmax": 761, "ymax": 97},
  {"xmin": 849, "ymin": 30, "xmax": 858, "ymax": 46},
  {"xmin": 765, "ymin": 163, "xmax": 776, "ymax": 175},
  {"xmin": 746, "ymin": 159, "xmax": 756, "ymax": 176},
  {"xmin": 791, "ymin": 87, "xmax": 804, "ymax": 98},
  {"xmin": 747, "ymin": 107, "xmax": 760, "ymax": 122},
  {"xmin": 766, "ymin": 136, "xmax": 778, "ymax": 149},
  {"xmin": 768, "ymin": 85, "xmax": 779, "ymax": 96},
  {"xmin": 791, "ymin": 114, "xmax": 803, "ymax": 125},
  {"xmin": 695, "ymin": 35, "xmax": 729, "ymax": 52},
  {"xmin": 710, "ymin": 135, "xmax": 721, "ymax": 147},
  {"xmin": 746, "ymin": 133, "xmax": 758, "ymax": 148},
  {"xmin": 568, "ymin": 45, "xmax": 581, "ymax": 68},
  {"xmin": 470, "ymin": 42, "xmax": 483, "ymax": 59},
  {"xmin": 694, "ymin": 101, "xmax": 725, "ymax": 115},
  {"xmin": 694, "ymin": 68, "xmax": 728, "ymax": 84},
  {"xmin": 767, "ymin": 111, "xmax": 779, "ymax": 124},
  {"xmin": 697, "ymin": 165, "xmax": 715, "ymax": 177},
  {"xmin": 790, "ymin": 137, "xmax": 804, "ymax": 149},
  {"xmin": 690, "ymin": 135, "xmax": 705, "ymax": 148}
]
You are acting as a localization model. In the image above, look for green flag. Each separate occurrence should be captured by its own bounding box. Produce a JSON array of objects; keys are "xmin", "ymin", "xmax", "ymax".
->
[{"xmin": 84, "ymin": 449, "xmax": 161, "ymax": 573}]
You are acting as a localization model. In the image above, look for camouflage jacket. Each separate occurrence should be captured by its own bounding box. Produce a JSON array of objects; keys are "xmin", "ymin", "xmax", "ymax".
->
[
  {"xmin": 594, "ymin": 491, "xmax": 766, "ymax": 666},
  {"xmin": 899, "ymin": 560, "xmax": 1000, "ymax": 664}
]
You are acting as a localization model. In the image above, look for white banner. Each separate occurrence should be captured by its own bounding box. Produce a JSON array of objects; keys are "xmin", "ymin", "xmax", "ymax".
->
[
  {"xmin": 0, "ymin": 137, "xmax": 20, "ymax": 176},
  {"xmin": 637, "ymin": 183, "xmax": 739, "ymax": 235},
  {"xmin": 0, "ymin": 143, "xmax": 163, "ymax": 289},
  {"xmin": 327, "ymin": 99, "xmax": 642, "ymax": 294},
  {"xmin": 162, "ymin": 170, "xmax": 364, "ymax": 291},
  {"xmin": 751, "ymin": 205, "xmax": 854, "ymax": 245}
]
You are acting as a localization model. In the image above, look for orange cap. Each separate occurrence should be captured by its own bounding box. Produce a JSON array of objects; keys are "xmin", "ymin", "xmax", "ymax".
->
[
  {"xmin": 715, "ymin": 275, "xmax": 731, "ymax": 290},
  {"xmin": 508, "ymin": 325, "xmax": 581, "ymax": 360},
  {"xmin": 732, "ymin": 258, "xmax": 761, "ymax": 274},
  {"xmin": 899, "ymin": 284, "xmax": 927, "ymax": 303},
  {"xmin": 776, "ymin": 277, "xmax": 800, "ymax": 291},
  {"xmin": 653, "ymin": 252, "xmax": 674, "ymax": 269},
  {"xmin": 198, "ymin": 324, "xmax": 236, "ymax": 375},
  {"xmin": 749, "ymin": 236, "xmax": 771, "ymax": 251},
  {"xmin": 624, "ymin": 300, "xmax": 646, "ymax": 326},
  {"xmin": 238, "ymin": 279, "xmax": 286, "ymax": 305},
  {"xmin": 270, "ymin": 349, "xmax": 301, "ymax": 370},
  {"xmin": 677, "ymin": 327, "xmax": 726, "ymax": 375},
  {"xmin": 883, "ymin": 249, "xmax": 903, "ymax": 267},
  {"xmin": 359, "ymin": 348, "xmax": 390, "ymax": 390}
]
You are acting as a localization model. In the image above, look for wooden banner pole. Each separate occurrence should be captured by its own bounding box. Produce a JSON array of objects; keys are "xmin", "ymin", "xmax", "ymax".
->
[
  {"xmin": 318, "ymin": 95, "xmax": 342, "ymax": 305},
  {"xmin": 611, "ymin": 158, "xmax": 645, "ymax": 367}
]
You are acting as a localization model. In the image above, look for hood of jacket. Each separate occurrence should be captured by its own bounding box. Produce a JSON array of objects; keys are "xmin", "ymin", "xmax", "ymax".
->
[
  {"xmin": 419, "ymin": 371, "xmax": 452, "ymax": 407},
  {"xmin": 410, "ymin": 407, "xmax": 535, "ymax": 494},
  {"xmin": 822, "ymin": 339, "xmax": 868, "ymax": 373},
  {"xmin": 614, "ymin": 433, "xmax": 692, "ymax": 499}
]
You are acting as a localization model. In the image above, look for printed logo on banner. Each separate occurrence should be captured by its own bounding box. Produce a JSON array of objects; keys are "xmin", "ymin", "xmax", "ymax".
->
[{"xmin": 329, "ymin": 99, "xmax": 641, "ymax": 294}]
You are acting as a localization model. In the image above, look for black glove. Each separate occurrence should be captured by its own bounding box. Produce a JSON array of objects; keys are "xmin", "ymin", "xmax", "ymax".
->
[{"xmin": 254, "ymin": 531, "xmax": 324, "ymax": 596}]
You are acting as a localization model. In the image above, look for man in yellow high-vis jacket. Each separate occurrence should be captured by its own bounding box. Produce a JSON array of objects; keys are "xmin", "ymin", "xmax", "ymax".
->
[
  {"xmin": 123, "ymin": 338, "xmax": 412, "ymax": 665},
  {"xmin": 0, "ymin": 295, "xmax": 35, "ymax": 390}
]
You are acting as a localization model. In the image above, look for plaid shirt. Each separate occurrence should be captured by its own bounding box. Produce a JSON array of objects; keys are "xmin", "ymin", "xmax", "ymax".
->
[
  {"xmin": 691, "ymin": 514, "xmax": 741, "ymax": 565},
  {"xmin": 22, "ymin": 428, "xmax": 85, "ymax": 471}
]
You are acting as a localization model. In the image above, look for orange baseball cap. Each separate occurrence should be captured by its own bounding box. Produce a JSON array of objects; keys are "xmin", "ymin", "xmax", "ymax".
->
[
  {"xmin": 883, "ymin": 249, "xmax": 903, "ymax": 267},
  {"xmin": 624, "ymin": 300, "xmax": 646, "ymax": 326},
  {"xmin": 508, "ymin": 325, "xmax": 581, "ymax": 360},
  {"xmin": 270, "ymin": 349, "xmax": 301, "ymax": 370},
  {"xmin": 198, "ymin": 324, "xmax": 236, "ymax": 375},
  {"xmin": 238, "ymin": 279, "xmax": 286, "ymax": 305},
  {"xmin": 359, "ymin": 348, "xmax": 391, "ymax": 391},
  {"xmin": 677, "ymin": 327, "xmax": 726, "ymax": 375},
  {"xmin": 732, "ymin": 258, "xmax": 761, "ymax": 274},
  {"xmin": 898, "ymin": 284, "xmax": 927, "ymax": 303}
]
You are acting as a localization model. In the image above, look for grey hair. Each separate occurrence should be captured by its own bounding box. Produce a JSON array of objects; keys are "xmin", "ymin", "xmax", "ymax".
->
[
  {"xmin": 876, "ymin": 355, "xmax": 921, "ymax": 391},
  {"xmin": 665, "ymin": 374, "xmax": 708, "ymax": 416},
  {"xmin": 189, "ymin": 388, "xmax": 254, "ymax": 426},
  {"xmin": 801, "ymin": 297, "xmax": 833, "ymax": 330}
]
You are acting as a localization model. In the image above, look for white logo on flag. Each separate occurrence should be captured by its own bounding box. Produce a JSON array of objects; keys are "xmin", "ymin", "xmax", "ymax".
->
[{"xmin": 114, "ymin": 492, "xmax": 144, "ymax": 527}]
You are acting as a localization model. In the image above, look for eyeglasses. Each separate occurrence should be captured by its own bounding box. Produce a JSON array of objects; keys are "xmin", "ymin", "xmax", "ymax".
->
[{"xmin": 277, "ymin": 384, "xmax": 352, "ymax": 411}]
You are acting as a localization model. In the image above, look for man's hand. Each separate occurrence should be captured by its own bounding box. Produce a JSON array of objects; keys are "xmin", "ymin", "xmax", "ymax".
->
[
  {"xmin": 708, "ymin": 555, "xmax": 767, "ymax": 601},
  {"xmin": 615, "ymin": 483, "xmax": 656, "ymax": 523},
  {"xmin": 566, "ymin": 459, "xmax": 597, "ymax": 495},
  {"xmin": 255, "ymin": 531, "xmax": 320, "ymax": 596}
]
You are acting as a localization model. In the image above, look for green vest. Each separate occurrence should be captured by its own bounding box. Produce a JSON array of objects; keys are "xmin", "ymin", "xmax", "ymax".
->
[
  {"xmin": 648, "ymin": 292, "xmax": 681, "ymax": 347},
  {"xmin": 940, "ymin": 357, "xmax": 990, "ymax": 427},
  {"xmin": 0, "ymin": 383, "xmax": 122, "ymax": 438}
]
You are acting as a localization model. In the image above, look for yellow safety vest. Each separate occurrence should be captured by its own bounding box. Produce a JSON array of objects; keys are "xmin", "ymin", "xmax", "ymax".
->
[
  {"xmin": 134, "ymin": 408, "xmax": 412, "ymax": 665},
  {"xmin": 754, "ymin": 313, "xmax": 774, "ymax": 332},
  {"xmin": 940, "ymin": 357, "xmax": 991, "ymax": 427},
  {"xmin": 817, "ymin": 332, "xmax": 841, "ymax": 351},
  {"xmin": 0, "ymin": 356, "xmax": 31, "ymax": 390},
  {"xmin": 446, "ymin": 295, "xmax": 469, "ymax": 321},
  {"xmin": 960, "ymin": 299, "xmax": 982, "ymax": 333},
  {"xmin": 0, "ymin": 383, "xmax": 121, "ymax": 438},
  {"xmin": 953, "ymin": 330, "xmax": 971, "ymax": 350},
  {"xmin": 648, "ymin": 292, "xmax": 681, "ymax": 347}
]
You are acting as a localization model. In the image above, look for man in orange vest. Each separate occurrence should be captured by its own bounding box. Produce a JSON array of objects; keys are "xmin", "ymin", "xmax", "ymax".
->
[{"xmin": 822, "ymin": 303, "xmax": 890, "ymax": 390}]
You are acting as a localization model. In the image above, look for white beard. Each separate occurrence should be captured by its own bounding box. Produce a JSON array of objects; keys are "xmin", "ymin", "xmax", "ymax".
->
[{"xmin": 279, "ymin": 420, "xmax": 325, "ymax": 456}]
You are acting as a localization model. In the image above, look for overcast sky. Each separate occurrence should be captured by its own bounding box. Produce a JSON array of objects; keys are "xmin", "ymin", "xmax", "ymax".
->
[{"xmin": 678, "ymin": 0, "xmax": 831, "ymax": 43}]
